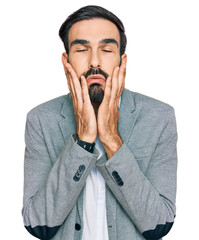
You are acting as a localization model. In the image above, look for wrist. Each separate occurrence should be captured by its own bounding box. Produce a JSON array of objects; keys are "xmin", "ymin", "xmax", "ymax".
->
[
  {"xmin": 103, "ymin": 140, "xmax": 123, "ymax": 153},
  {"xmin": 74, "ymin": 133, "xmax": 95, "ymax": 153},
  {"xmin": 99, "ymin": 133, "xmax": 122, "ymax": 146},
  {"xmin": 78, "ymin": 133, "xmax": 96, "ymax": 143},
  {"xmin": 100, "ymin": 134, "xmax": 123, "ymax": 159}
]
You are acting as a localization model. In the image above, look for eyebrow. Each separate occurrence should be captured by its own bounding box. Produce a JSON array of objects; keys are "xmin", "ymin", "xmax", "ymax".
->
[
  {"xmin": 99, "ymin": 38, "xmax": 119, "ymax": 47},
  {"xmin": 70, "ymin": 38, "xmax": 119, "ymax": 48},
  {"xmin": 70, "ymin": 39, "xmax": 89, "ymax": 48}
]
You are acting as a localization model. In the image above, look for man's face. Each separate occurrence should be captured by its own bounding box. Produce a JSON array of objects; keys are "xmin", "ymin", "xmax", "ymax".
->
[{"xmin": 63, "ymin": 18, "xmax": 123, "ymax": 103}]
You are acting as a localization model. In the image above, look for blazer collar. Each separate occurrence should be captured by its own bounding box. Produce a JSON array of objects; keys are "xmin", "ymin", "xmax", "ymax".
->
[{"xmin": 60, "ymin": 93, "xmax": 74, "ymax": 119}]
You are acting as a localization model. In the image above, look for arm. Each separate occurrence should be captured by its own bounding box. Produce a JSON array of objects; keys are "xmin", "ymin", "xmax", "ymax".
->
[
  {"xmin": 96, "ymin": 107, "xmax": 177, "ymax": 240},
  {"xmin": 22, "ymin": 111, "xmax": 99, "ymax": 240},
  {"xmin": 23, "ymin": 56, "xmax": 99, "ymax": 240}
]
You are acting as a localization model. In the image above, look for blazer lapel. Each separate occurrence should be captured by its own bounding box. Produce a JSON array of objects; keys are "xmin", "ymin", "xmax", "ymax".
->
[
  {"xmin": 58, "ymin": 93, "xmax": 76, "ymax": 144},
  {"xmin": 118, "ymin": 88, "xmax": 141, "ymax": 143}
]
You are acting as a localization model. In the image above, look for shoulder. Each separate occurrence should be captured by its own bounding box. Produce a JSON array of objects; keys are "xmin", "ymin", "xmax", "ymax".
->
[
  {"xmin": 122, "ymin": 89, "xmax": 176, "ymax": 126},
  {"xmin": 124, "ymin": 89, "xmax": 177, "ymax": 138},
  {"xmin": 26, "ymin": 94, "xmax": 70, "ymax": 120},
  {"xmin": 127, "ymin": 89, "xmax": 175, "ymax": 114}
]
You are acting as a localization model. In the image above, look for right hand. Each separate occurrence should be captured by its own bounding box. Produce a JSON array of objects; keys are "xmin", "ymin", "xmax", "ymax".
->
[{"xmin": 64, "ymin": 62, "xmax": 97, "ymax": 143}]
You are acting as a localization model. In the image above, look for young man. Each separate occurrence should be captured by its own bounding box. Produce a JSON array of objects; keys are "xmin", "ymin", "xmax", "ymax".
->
[{"xmin": 22, "ymin": 5, "xmax": 178, "ymax": 240}]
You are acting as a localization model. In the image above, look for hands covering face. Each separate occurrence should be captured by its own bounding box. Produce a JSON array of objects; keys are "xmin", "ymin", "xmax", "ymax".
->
[{"xmin": 63, "ymin": 55, "xmax": 127, "ymax": 158}]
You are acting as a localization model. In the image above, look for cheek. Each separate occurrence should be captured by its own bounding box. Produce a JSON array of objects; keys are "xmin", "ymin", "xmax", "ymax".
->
[
  {"xmin": 69, "ymin": 56, "xmax": 88, "ymax": 78},
  {"xmin": 102, "ymin": 56, "xmax": 120, "ymax": 75}
]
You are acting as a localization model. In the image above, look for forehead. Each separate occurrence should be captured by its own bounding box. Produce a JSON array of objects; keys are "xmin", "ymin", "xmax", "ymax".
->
[{"xmin": 68, "ymin": 18, "xmax": 120, "ymax": 45}]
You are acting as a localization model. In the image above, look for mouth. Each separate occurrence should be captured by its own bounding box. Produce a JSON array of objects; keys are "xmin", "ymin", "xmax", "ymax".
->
[{"xmin": 86, "ymin": 75, "xmax": 105, "ymax": 84}]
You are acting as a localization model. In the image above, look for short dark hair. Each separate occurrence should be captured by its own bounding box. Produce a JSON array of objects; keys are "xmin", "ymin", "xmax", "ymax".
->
[{"xmin": 59, "ymin": 5, "xmax": 127, "ymax": 56}]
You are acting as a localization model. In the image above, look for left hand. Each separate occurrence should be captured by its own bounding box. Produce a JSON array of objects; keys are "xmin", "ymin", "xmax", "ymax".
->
[{"xmin": 97, "ymin": 55, "xmax": 127, "ymax": 159}]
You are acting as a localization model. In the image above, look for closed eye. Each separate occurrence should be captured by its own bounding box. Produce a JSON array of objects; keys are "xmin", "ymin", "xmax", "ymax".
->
[
  {"xmin": 102, "ymin": 50, "xmax": 112, "ymax": 53},
  {"xmin": 76, "ymin": 49, "xmax": 87, "ymax": 52}
]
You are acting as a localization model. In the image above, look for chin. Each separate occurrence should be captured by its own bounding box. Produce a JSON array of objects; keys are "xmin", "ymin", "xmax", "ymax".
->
[{"xmin": 89, "ymin": 84, "xmax": 104, "ymax": 103}]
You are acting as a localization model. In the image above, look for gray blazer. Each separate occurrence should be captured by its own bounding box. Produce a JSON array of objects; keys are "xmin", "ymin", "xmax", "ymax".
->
[{"xmin": 22, "ymin": 88, "xmax": 178, "ymax": 240}]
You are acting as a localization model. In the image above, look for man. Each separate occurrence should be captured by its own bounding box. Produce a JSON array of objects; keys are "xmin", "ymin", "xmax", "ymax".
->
[{"xmin": 22, "ymin": 5, "xmax": 178, "ymax": 240}]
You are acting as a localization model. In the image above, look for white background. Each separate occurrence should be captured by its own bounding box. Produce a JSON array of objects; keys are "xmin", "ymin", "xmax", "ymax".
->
[{"xmin": 0, "ymin": 0, "xmax": 199, "ymax": 239}]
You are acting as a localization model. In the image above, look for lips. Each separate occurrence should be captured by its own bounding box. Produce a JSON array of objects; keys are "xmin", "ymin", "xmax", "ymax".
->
[{"xmin": 86, "ymin": 75, "xmax": 105, "ymax": 84}]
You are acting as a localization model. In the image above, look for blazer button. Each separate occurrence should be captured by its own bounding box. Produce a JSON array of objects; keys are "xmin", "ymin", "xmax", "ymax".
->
[
  {"xmin": 75, "ymin": 223, "xmax": 81, "ymax": 231},
  {"xmin": 79, "ymin": 165, "xmax": 85, "ymax": 171},
  {"xmin": 73, "ymin": 175, "xmax": 79, "ymax": 182},
  {"xmin": 75, "ymin": 172, "xmax": 81, "ymax": 178},
  {"xmin": 114, "ymin": 175, "xmax": 121, "ymax": 182},
  {"xmin": 117, "ymin": 180, "xmax": 124, "ymax": 186},
  {"xmin": 112, "ymin": 171, "xmax": 124, "ymax": 187},
  {"xmin": 112, "ymin": 171, "xmax": 119, "ymax": 177},
  {"xmin": 77, "ymin": 169, "xmax": 83, "ymax": 175}
]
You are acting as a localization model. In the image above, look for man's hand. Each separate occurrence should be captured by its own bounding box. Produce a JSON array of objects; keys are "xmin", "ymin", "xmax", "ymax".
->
[
  {"xmin": 97, "ymin": 55, "xmax": 127, "ymax": 159},
  {"xmin": 64, "ymin": 62, "xmax": 97, "ymax": 143}
]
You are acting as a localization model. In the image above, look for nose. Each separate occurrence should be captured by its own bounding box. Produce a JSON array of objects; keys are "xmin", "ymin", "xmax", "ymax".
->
[{"xmin": 89, "ymin": 50, "xmax": 101, "ymax": 69}]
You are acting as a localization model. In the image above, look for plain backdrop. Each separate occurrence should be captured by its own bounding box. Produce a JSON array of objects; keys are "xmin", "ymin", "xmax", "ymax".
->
[{"xmin": 0, "ymin": 0, "xmax": 199, "ymax": 239}]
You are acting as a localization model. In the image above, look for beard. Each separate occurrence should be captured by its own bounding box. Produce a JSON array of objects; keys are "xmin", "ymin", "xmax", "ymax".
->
[
  {"xmin": 88, "ymin": 83, "xmax": 104, "ymax": 103},
  {"xmin": 81, "ymin": 67, "xmax": 108, "ymax": 104}
]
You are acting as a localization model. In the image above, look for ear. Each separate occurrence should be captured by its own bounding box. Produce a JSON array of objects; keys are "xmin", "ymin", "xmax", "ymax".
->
[
  {"xmin": 61, "ymin": 52, "xmax": 69, "ymax": 67},
  {"xmin": 121, "ymin": 54, "xmax": 127, "ymax": 66}
]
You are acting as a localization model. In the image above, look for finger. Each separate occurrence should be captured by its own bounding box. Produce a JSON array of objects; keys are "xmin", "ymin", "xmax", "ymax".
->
[
  {"xmin": 65, "ymin": 63, "xmax": 83, "ymax": 108},
  {"xmin": 65, "ymin": 68, "xmax": 75, "ymax": 95},
  {"xmin": 103, "ymin": 76, "xmax": 112, "ymax": 104},
  {"xmin": 118, "ymin": 55, "xmax": 127, "ymax": 96},
  {"xmin": 64, "ymin": 65, "xmax": 77, "ymax": 107},
  {"xmin": 110, "ymin": 66, "xmax": 119, "ymax": 105},
  {"xmin": 63, "ymin": 63, "xmax": 72, "ymax": 91},
  {"xmin": 63, "ymin": 63, "xmax": 75, "ymax": 93},
  {"xmin": 81, "ymin": 75, "xmax": 91, "ymax": 104}
]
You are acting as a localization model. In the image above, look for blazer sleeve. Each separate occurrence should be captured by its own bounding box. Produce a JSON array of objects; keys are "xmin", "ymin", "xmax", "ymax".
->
[
  {"xmin": 96, "ymin": 107, "xmax": 178, "ymax": 240},
  {"xmin": 22, "ymin": 111, "xmax": 99, "ymax": 240}
]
